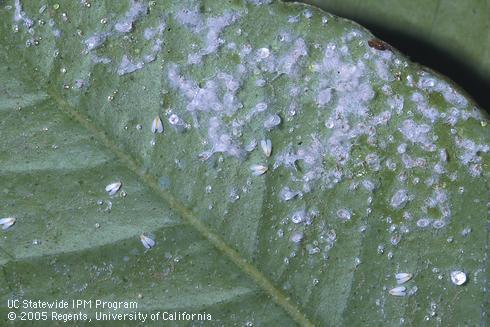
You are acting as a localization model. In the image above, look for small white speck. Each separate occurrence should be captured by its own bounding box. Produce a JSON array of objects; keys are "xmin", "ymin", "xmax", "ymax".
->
[
  {"xmin": 432, "ymin": 220, "xmax": 446, "ymax": 229},
  {"xmin": 105, "ymin": 182, "xmax": 122, "ymax": 196},
  {"xmin": 168, "ymin": 114, "xmax": 181, "ymax": 125},
  {"xmin": 336, "ymin": 208, "xmax": 351, "ymax": 221},
  {"xmin": 254, "ymin": 102, "xmax": 268, "ymax": 112},
  {"xmin": 140, "ymin": 234, "xmax": 155, "ymax": 249},
  {"xmin": 395, "ymin": 272, "xmax": 413, "ymax": 284},
  {"xmin": 408, "ymin": 286, "xmax": 418, "ymax": 296},
  {"xmin": 257, "ymin": 47, "xmax": 270, "ymax": 59},
  {"xmin": 255, "ymin": 79, "xmax": 266, "ymax": 87},
  {"xmin": 416, "ymin": 218, "xmax": 431, "ymax": 228},
  {"xmin": 450, "ymin": 271, "xmax": 466, "ymax": 286},
  {"xmin": 0, "ymin": 217, "xmax": 16, "ymax": 231},
  {"xmin": 288, "ymin": 15, "xmax": 299, "ymax": 23},
  {"xmin": 245, "ymin": 139, "xmax": 257, "ymax": 152},
  {"xmin": 290, "ymin": 231, "xmax": 303, "ymax": 243},
  {"xmin": 279, "ymin": 186, "xmax": 300, "ymax": 202},
  {"xmin": 151, "ymin": 115, "xmax": 164, "ymax": 133},
  {"xmin": 250, "ymin": 164, "xmax": 268, "ymax": 176},
  {"xmin": 291, "ymin": 209, "xmax": 306, "ymax": 224},
  {"xmin": 390, "ymin": 189, "xmax": 409, "ymax": 209},
  {"xmin": 389, "ymin": 286, "xmax": 406, "ymax": 296},
  {"xmin": 461, "ymin": 227, "xmax": 472, "ymax": 237},
  {"xmin": 260, "ymin": 139, "xmax": 272, "ymax": 157},
  {"xmin": 390, "ymin": 234, "xmax": 401, "ymax": 246},
  {"xmin": 263, "ymin": 114, "xmax": 281, "ymax": 130}
]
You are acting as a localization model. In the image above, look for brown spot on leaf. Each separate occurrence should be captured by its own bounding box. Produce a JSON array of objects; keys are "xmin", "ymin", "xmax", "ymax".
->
[{"xmin": 368, "ymin": 39, "xmax": 390, "ymax": 51}]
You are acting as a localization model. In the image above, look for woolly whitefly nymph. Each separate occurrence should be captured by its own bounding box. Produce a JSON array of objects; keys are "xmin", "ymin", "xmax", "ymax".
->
[
  {"xmin": 390, "ymin": 189, "xmax": 409, "ymax": 209},
  {"xmin": 336, "ymin": 208, "xmax": 351, "ymax": 221}
]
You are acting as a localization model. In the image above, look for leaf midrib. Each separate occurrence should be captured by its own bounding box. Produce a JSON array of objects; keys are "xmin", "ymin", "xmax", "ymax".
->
[{"xmin": 47, "ymin": 89, "xmax": 314, "ymax": 327}]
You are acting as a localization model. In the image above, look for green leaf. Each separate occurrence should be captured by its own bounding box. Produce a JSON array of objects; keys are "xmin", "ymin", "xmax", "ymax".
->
[
  {"xmin": 0, "ymin": 0, "xmax": 488, "ymax": 325},
  {"xmin": 299, "ymin": 0, "xmax": 490, "ymax": 111}
]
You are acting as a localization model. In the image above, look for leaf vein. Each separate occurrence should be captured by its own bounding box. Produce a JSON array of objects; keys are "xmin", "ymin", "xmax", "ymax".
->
[{"xmin": 49, "ymin": 90, "xmax": 314, "ymax": 327}]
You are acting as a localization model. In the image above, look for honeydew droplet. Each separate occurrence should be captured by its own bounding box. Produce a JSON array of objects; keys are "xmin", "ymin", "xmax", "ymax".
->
[
  {"xmin": 450, "ymin": 271, "xmax": 467, "ymax": 286},
  {"xmin": 168, "ymin": 114, "xmax": 180, "ymax": 125}
]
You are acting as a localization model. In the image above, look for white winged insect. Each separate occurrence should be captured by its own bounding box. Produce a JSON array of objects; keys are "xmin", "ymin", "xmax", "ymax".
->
[
  {"xmin": 105, "ymin": 182, "xmax": 122, "ymax": 196},
  {"xmin": 395, "ymin": 272, "xmax": 413, "ymax": 284},
  {"xmin": 140, "ymin": 234, "xmax": 156, "ymax": 249},
  {"xmin": 250, "ymin": 164, "xmax": 268, "ymax": 176},
  {"xmin": 151, "ymin": 115, "xmax": 164, "ymax": 133},
  {"xmin": 389, "ymin": 286, "xmax": 406, "ymax": 297},
  {"xmin": 0, "ymin": 217, "xmax": 16, "ymax": 231},
  {"xmin": 260, "ymin": 139, "xmax": 272, "ymax": 157}
]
